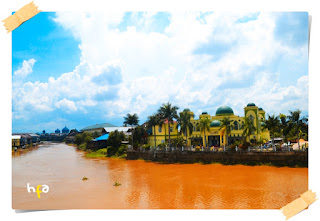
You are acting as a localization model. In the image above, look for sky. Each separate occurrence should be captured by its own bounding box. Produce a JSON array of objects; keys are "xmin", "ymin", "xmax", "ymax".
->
[{"xmin": 12, "ymin": 12, "xmax": 309, "ymax": 133}]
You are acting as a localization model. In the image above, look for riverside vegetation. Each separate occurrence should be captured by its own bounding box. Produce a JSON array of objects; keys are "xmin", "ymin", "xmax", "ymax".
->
[{"xmin": 74, "ymin": 131, "xmax": 127, "ymax": 158}]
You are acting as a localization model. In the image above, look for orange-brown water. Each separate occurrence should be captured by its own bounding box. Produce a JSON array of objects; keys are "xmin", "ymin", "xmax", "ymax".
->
[{"xmin": 12, "ymin": 143, "xmax": 308, "ymax": 209}]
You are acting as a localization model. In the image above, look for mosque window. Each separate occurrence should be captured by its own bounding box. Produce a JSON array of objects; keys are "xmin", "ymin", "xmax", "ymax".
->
[
  {"xmin": 249, "ymin": 115, "xmax": 254, "ymax": 122},
  {"xmin": 170, "ymin": 127, "xmax": 173, "ymax": 132},
  {"xmin": 158, "ymin": 126, "xmax": 162, "ymax": 133},
  {"xmin": 234, "ymin": 121, "xmax": 239, "ymax": 130}
]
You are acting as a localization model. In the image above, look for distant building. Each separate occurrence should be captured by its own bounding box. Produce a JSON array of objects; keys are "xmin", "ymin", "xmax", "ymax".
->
[
  {"xmin": 62, "ymin": 126, "xmax": 69, "ymax": 134},
  {"xmin": 55, "ymin": 128, "xmax": 61, "ymax": 134},
  {"xmin": 12, "ymin": 135, "xmax": 21, "ymax": 147},
  {"xmin": 81, "ymin": 123, "xmax": 117, "ymax": 133}
]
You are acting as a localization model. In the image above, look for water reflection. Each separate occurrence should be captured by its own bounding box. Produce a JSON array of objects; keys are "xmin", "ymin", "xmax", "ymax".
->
[{"xmin": 12, "ymin": 143, "xmax": 308, "ymax": 209}]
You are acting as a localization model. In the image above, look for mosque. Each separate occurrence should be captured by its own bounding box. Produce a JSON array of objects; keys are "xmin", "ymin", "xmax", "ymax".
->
[{"xmin": 147, "ymin": 103, "xmax": 270, "ymax": 147}]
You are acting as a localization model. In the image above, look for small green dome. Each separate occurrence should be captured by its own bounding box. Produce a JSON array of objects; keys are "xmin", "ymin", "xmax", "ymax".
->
[
  {"xmin": 259, "ymin": 107, "xmax": 263, "ymax": 110},
  {"xmin": 216, "ymin": 105, "xmax": 234, "ymax": 116},
  {"xmin": 247, "ymin": 103, "xmax": 256, "ymax": 107},
  {"xmin": 201, "ymin": 112, "xmax": 208, "ymax": 115},
  {"xmin": 210, "ymin": 120, "xmax": 221, "ymax": 127},
  {"xmin": 183, "ymin": 108, "xmax": 191, "ymax": 112}
]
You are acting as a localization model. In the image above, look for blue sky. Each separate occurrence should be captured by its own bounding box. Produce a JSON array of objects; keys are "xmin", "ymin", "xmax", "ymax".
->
[{"xmin": 12, "ymin": 12, "xmax": 309, "ymax": 133}]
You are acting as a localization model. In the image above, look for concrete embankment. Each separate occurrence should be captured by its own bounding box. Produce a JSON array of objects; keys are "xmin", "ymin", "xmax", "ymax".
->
[{"xmin": 126, "ymin": 150, "xmax": 308, "ymax": 167}]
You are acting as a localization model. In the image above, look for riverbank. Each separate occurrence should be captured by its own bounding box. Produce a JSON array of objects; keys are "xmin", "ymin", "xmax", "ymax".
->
[
  {"xmin": 127, "ymin": 150, "xmax": 308, "ymax": 167},
  {"xmin": 12, "ymin": 142, "xmax": 308, "ymax": 209}
]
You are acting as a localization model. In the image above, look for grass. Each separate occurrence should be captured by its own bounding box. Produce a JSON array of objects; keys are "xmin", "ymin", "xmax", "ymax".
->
[
  {"xmin": 86, "ymin": 152, "xmax": 106, "ymax": 158},
  {"xmin": 113, "ymin": 181, "xmax": 121, "ymax": 186}
]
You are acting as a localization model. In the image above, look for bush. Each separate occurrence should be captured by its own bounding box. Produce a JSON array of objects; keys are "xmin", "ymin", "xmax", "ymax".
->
[
  {"xmin": 142, "ymin": 144, "xmax": 151, "ymax": 151},
  {"xmin": 96, "ymin": 148, "xmax": 108, "ymax": 155},
  {"xmin": 158, "ymin": 143, "xmax": 166, "ymax": 150},
  {"xmin": 116, "ymin": 145, "xmax": 127, "ymax": 156},
  {"xmin": 79, "ymin": 143, "xmax": 87, "ymax": 150},
  {"xmin": 239, "ymin": 141, "xmax": 250, "ymax": 150}
]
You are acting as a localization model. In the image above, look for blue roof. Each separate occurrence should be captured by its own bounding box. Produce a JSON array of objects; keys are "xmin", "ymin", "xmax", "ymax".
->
[{"xmin": 95, "ymin": 134, "xmax": 109, "ymax": 141}]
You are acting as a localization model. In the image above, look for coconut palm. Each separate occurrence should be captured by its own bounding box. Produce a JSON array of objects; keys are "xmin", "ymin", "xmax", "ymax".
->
[
  {"xmin": 263, "ymin": 115, "xmax": 280, "ymax": 151},
  {"xmin": 124, "ymin": 113, "xmax": 139, "ymax": 149},
  {"xmin": 158, "ymin": 102, "xmax": 179, "ymax": 147},
  {"xmin": 288, "ymin": 110, "xmax": 307, "ymax": 150},
  {"xmin": 242, "ymin": 117, "xmax": 256, "ymax": 143},
  {"xmin": 197, "ymin": 117, "xmax": 211, "ymax": 148},
  {"xmin": 219, "ymin": 116, "xmax": 233, "ymax": 146},
  {"xmin": 146, "ymin": 114, "xmax": 164, "ymax": 148},
  {"xmin": 177, "ymin": 109, "xmax": 194, "ymax": 147}
]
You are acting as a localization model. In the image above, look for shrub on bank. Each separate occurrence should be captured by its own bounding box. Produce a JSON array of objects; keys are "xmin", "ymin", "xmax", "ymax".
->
[
  {"xmin": 142, "ymin": 144, "xmax": 151, "ymax": 151},
  {"xmin": 79, "ymin": 143, "xmax": 87, "ymax": 150}
]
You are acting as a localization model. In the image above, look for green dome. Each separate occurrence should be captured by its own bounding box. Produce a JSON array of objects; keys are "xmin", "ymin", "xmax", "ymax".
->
[
  {"xmin": 247, "ymin": 103, "xmax": 256, "ymax": 107},
  {"xmin": 201, "ymin": 112, "xmax": 208, "ymax": 115},
  {"xmin": 210, "ymin": 120, "xmax": 221, "ymax": 127},
  {"xmin": 216, "ymin": 105, "xmax": 234, "ymax": 116},
  {"xmin": 259, "ymin": 107, "xmax": 263, "ymax": 110}
]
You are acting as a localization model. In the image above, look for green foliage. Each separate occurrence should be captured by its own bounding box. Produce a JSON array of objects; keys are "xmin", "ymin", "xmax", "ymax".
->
[
  {"xmin": 177, "ymin": 109, "xmax": 194, "ymax": 146},
  {"xmin": 132, "ymin": 125, "xmax": 148, "ymax": 147},
  {"xmin": 78, "ymin": 143, "xmax": 87, "ymax": 150},
  {"xmin": 242, "ymin": 117, "xmax": 256, "ymax": 141},
  {"xmin": 142, "ymin": 144, "xmax": 151, "ymax": 150},
  {"xmin": 173, "ymin": 136, "xmax": 185, "ymax": 148},
  {"xmin": 108, "ymin": 130, "xmax": 125, "ymax": 150},
  {"xmin": 197, "ymin": 117, "xmax": 211, "ymax": 147},
  {"xmin": 239, "ymin": 141, "xmax": 250, "ymax": 150},
  {"xmin": 157, "ymin": 102, "xmax": 179, "ymax": 146},
  {"xmin": 158, "ymin": 143, "xmax": 166, "ymax": 150},
  {"xmin": 113, "ymin": 181, "xmax": 121, "ymax": 186},
  {"xmin": 219, "ymin": 117, "xmax": 233, "ymax": 146},
  {"xmin": 75, "ymin": 132, "xmax": 93, "ymax": 146},
  {"xmin": 123, "ymin": 113, "xmax": 139, "ymax": 126}
]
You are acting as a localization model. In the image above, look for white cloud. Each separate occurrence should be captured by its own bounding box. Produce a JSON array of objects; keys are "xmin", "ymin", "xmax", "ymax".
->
[
  {"xmin": 13, "ymin": 12, "xmax": 308, "ymax": 122},
  {"xmin": 55, "ymin": 98, "xmax": 77, "ymax": 112},
  {"xmin": 13, "ymin": 59, "xmax": 36, "ymax": 78}
]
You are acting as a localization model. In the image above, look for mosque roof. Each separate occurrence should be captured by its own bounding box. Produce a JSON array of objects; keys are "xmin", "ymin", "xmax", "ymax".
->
[
  {"xmin": 216, "ymin": 105, "xmax": 234, "ymax": 116},
  {"xmin": 247, "ymin": 103, "xmax": 256, "ymax": 107},
  {"xmin": 210, "ymin": 120, "xmax": 221, "ymax": 127}
]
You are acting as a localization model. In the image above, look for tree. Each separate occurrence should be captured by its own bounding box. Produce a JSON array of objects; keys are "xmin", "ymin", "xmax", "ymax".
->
[
  {"xmin": 146, "ymin": 114, "xmax": 164, "ymax": 148},
  {"xmin": 158, "ymin": 102, "xmax": 179, "ymax": 147},
  {"xmin": 123, "ymin": 113, "xmax": 139, "ymax": 148},
  {"xmin": 242, "ymin": 117, "xmax": 256, "ymax": 143},
  {"xmin": 177, "ymin": 109, "xmax": 194, "ymax": 147},
  {"xmin": 288, "ymin": 110, "xmax": 307, "ymax": 150},
  {"xmin": 197, "ymin": 117, "xmax": 211, "ymax": 148},
  {"xmin": 107, "ymin": 130, "xmax": 125, "ymax": 155},
  {"xmin": 132, "ymin": 125, "xmax": 148, "ymax": 148},
  {"xmin": 219, "ymin": 117, "xmax": 233, "ymax": 146},
  {"xmin": 264, "ymin": 115, "xmax": 280, "ymax": 151}
]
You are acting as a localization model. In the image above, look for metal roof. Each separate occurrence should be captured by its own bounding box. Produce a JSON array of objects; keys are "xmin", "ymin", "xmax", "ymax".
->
[
  {"xmin": 81, "ymin": 123, "xmax": 117, "ymax": 131},
  {"xmin": 12, "ymin": 135, "xmax": 21, "ymax": 139},
  {"xmin": 103, "ymin": 126, "xmax": 135, "ymax": 133},
  {"xmin": 94, "ymin": 134, "xmax": 109, "ymax": 141}
]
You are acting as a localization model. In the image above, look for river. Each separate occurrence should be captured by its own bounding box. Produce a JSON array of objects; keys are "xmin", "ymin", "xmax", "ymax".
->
[{"xmin": 12, "ymin": 143, "xmax": 308, "ymax": 209}]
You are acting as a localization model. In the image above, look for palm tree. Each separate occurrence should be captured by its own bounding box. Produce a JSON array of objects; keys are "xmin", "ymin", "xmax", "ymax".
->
[
  {"xmin": 242, "ymin": 117, "xmax": 256, "ymax": 143},
  {"xmin": 146, "ymin": 114, "xmax": 164, "ymax": 148},
  {"xmin": 219, "ymin": 116, "xmax": 233, "ymax": 146},
  {"xmin": 158, "ymin": 102, "xmax": 179, "ymax": 147},
  {"xmin": 197, "ymin": 117, "xmax": 211, "ymax": 148},
  {"xmin": 124, "ymin": 113, "xmax": 139, "ymax": 149},
  {"xmin": 288, "ymin": 110, "xmax": 307, "ymax": 150},
  {"xmin": 177, "ymin": 109, "xmax": 194, "ymax": 147},
  {"xmin": 263, "ymin": 115, "xmax": 280, "ymax": 151}
]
